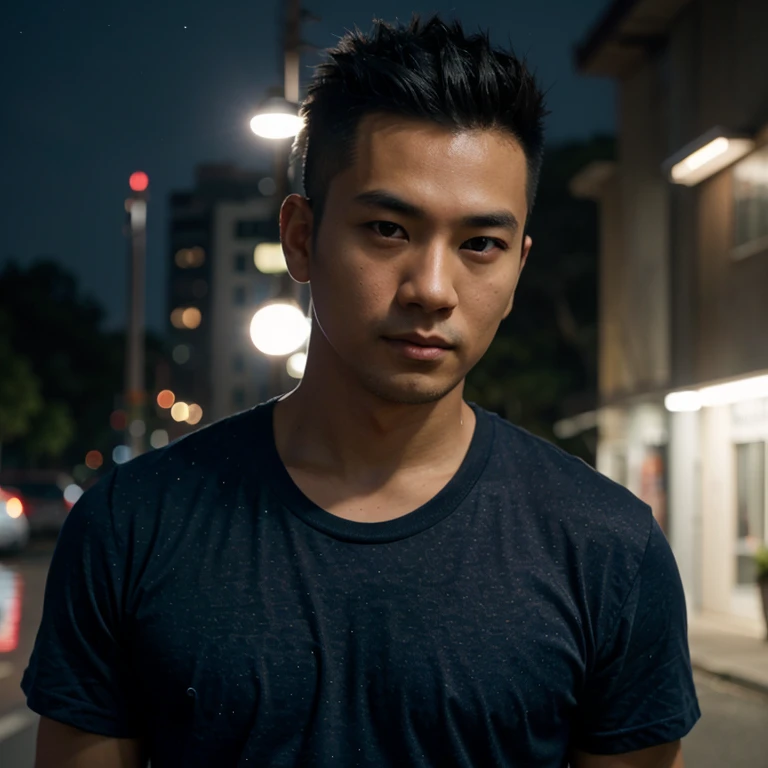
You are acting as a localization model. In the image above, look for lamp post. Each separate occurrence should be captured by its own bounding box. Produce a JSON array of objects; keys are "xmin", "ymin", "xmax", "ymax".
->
[
  {"xmin": 249, "ymin": 0, "xmax": 309, "ymax": 397},
  {"xmin": 125, "ymin": 171, "xmax": 149, "ymax": 458}
]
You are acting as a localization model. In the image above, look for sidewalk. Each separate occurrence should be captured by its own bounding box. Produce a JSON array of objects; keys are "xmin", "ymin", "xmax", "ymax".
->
[{"xmin": 688, "ymin": 614, "xmax": 768, "ymax": 696}]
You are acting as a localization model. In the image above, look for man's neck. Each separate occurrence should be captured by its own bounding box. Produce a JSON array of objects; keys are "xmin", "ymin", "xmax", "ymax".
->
[{"xmin": 273, "ymin": 369, "xmax": 475, "ymax": 487}]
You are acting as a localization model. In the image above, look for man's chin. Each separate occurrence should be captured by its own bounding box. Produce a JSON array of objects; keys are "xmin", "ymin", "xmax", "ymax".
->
[{"xmin": 360, "ymin": 371, "xmax": 463, "ymax": 406}]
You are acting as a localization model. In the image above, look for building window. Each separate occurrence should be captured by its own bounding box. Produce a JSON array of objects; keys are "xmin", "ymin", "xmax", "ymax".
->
[
  {"xmin": 733, "ymin": 145, "xmax": 768, "ymax": 259},
  {"xmin": 234, "ymin": 253, "xmax": 247, "ymax": 272},
  {"xmin": 233, "ymin": 285, "xmax": 247, "ymax": 306},
  {"xmin": 174, "ymin": 247, "xmax": 205, "ymax": 268},
  {"xmin": 233, "ymin": 354, "xmax": 245, "ymax": 374},
  {"xmin": 235, "ymin": 219, "xmax": 274, "ymax": 239},
  {"xmin": 232, "ymin": 387, "xmax": 246, "ymax": 410},
  {"xmin": 735, "ymin": 441, "xmax": 766, "ymax": 585},
  {"xmin": 170, "ymin": 306, "xmax": 202, "ymax": 329}
]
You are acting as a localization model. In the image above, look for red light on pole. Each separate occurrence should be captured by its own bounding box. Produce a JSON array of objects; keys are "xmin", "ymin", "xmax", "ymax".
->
[{"xmin": 129, "ymin": 171, "xmax": 149, "ymax": 192}]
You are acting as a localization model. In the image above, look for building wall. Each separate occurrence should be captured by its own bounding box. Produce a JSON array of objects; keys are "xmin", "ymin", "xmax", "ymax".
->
[
  {"xmin": 675, "ymin": 0, "xmax": 768, "ymax": 383},
  {"xmin": 597, "ymin": 173, "xmax": 630, "ymax": 399},
  {"xmin": 614, "ymin": 60, "xmax": 672, "ymax": 397},
  {"xmin": 211, "ymin": 199, "xmax": 276, "ymax": 422}
]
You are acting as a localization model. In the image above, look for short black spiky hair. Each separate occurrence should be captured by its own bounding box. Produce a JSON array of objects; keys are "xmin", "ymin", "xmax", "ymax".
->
[{"xmin": 294, "ymin": 15, "xmax": 548, "ymax": 224}]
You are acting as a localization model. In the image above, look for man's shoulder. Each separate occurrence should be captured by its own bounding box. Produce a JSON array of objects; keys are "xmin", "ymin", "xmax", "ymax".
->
[
  {"xmin": 108, "ymin": 405, "xmax": 269, "ymax": 504},
  {"xmin": 482, "ymin": 409, "xmax": 652, "ymax": 547}
]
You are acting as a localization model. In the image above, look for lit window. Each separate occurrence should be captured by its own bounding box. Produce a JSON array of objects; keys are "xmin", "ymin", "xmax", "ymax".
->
[
  {"xmin": 733, "ymin": 145, "xmax": 768, "ymax": 258},
  {"xmin": 170, "ymin": 307, "xmax": 202, "ymax": 329},
  {"xmin": 174, "ymin": 247, "xmax": 206, "ymax": 268},
  {"xmin": 735, "ymin": 442, "xmax": 766, "ymax": 584}
]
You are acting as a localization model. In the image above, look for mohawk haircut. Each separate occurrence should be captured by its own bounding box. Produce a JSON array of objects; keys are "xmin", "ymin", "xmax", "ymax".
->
[{"xmin": 293, "ymin": 15, "xmax": 548, "ymax": 225}]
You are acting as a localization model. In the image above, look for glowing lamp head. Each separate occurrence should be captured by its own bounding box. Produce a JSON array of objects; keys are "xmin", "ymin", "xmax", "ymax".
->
[{"xmin": 129, "ymin": 171, "xmax": 149, "ymax": 192}]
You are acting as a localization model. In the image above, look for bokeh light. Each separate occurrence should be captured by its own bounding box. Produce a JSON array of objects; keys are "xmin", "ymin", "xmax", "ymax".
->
[
  {"xmin": 63, "ymin": 484, "xmax": 84, "ymax": 506},
  {"xmin": 5, "ymin": 497, "xmax": 23, "ymax": 519},
  {"xmin": 110, "ymin": 410, "xmax": 128, "ymax": 431},
  {"xmin": 112, "ymin": 445, "xmax": 132, "ymax": 464},
  {"xmin": 129, "ymin": 419, "xmax": 146, "ymax": 437},
  {"xmin": 186, "ymin": 404, "xmax": 203, "ymax": 425},
  {"xmin": 150, "ymin": 429, "xmax": 169, "ymax": 449},
  {"xmin": 250, "ymin": 303, "xmax": 310, "ymax": 356},
  {"xmin": 157, "ymin": 389, "xmax": 175, "ymax": 409},
  {"xmin": 286, "ymin": 352, "xmax": 307, "ymax": 379},
  {"xmin": 129, "ymin": 171, "xmax": 149, "ymax": 192},
  {"xmin": 172, "ymin": 344, "xmax": 191, "ymax": 364},
  {"xmin": 85, "ymin": 450, "xmax": 103, "ymax": 470},
  {"xmin": 171, "ymin": 402, "xmax": 190, "ymax": 422}
]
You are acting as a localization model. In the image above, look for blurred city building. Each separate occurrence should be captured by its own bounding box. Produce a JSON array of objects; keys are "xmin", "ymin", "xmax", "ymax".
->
[
  {"xmin": 573, "ymin": 0, "xmax": 768, "ymax": 632},
  {"xmin": 167, "ymin": 164, "xmax": 284, "ymax": 438}
]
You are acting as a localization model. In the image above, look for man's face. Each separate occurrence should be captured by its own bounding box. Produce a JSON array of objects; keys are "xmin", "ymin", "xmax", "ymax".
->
[{"xmin": 302, "ymin": 114, "xmax": 532, "ymax": 405}]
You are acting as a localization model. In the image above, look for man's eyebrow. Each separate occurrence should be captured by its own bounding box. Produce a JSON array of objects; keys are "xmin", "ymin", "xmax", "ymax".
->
[{"xmin": 353, "ymin": 190, "xmax": 519, "ymax": 233}]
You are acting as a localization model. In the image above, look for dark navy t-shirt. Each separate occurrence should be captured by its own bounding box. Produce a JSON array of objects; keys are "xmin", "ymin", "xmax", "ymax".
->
[{"xmin": 22, "ymin": 401, "xmax": 700, "ymax": 766}]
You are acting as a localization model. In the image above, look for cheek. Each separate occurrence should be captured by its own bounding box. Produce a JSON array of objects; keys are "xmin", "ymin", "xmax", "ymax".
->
[{"xmin": 462, "ymin": 275, "xmax": 517, "ymax": 334}]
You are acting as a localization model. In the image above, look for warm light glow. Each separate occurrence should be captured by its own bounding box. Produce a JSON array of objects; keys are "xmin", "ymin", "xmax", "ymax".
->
[
  {"xmin": 186, "ymin": 403, "xmax": 203, "ymax": 425},
  {"xmin": 157, "ymin": 389, "xmax": 175, "ymax": 409},
  {"xmin": 664, "ymin": 391, "xmax": 702, "ymax": 413},
  {"xmin": 85, "ymin": 450, "xmax": 103, "ymax": 470},
  {"xmin": 174, "ymin": 247, "xmax": 205, "ymax": 268},
  {"xmin": 668, "ymin": 133, "xmax": 755, "ymax": 186},
  {"xmin": 673, "ymin": 137, "xmax": 729, "ymax": 177},
  {"xmin": 5, "ymin": 497, "xmax": 23, "ymax": 519},
  {"xmin": 250, "ymin": 113, "xmax": 304, "ymax": 140},
  {"xmin": 699, "ymin": 374, "xmax": 768, "ymax": 407},
  {"xmin": 665, "ymin": 374, "xmax": 768, "ymax": 412},
  {"xmin": 286, "ymin": 352, "xmax": 307, "ymax": 379},
  {"xmin": 253, "ymin": 243, "xmax": 288, "ymax": 274},
  {"xmin": 129, "ymin": 171, "xmax": 149, "ymax": 192},
  {"xmin": 171, "ymin": 402, "xmax": 190, "ymax": 422},
  {"xmin": 250, "ymin": 303, "xmax": 310, "ymax": 356},
  {"xmin": 150, "ymin": 429, "xmax": 169, "ymax": 449},
  {"xmin": 182, "ymin": 307, "xmax": 202, "ymax": 329},
  {"xmin": 171, "ymin": 307, "xmax": 202, "ymax": 329}
]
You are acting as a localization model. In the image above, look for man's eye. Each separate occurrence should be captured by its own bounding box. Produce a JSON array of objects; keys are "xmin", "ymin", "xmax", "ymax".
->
[
  {"xmin": 369, "ymin": 221, "xmax": 405, "ymax": 239},
  {"xmin": 462, "ymin": 237, "xmax": 507, "ymax": 254}
]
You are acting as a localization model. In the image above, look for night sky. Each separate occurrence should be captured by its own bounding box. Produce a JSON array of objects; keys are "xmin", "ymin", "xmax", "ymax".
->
[{"xmin": 1, "ymin": 0, "xmax": 614, "ymax": 332}]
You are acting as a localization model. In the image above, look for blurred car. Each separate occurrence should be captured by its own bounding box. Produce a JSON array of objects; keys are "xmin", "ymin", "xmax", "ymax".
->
[
  {"xmin": 0, "ymin": 470, "xmax": 75, "ymax": 537},
  {"xmin": 0, "ymin": 487, "xmax": 30, "ymax": 554}
]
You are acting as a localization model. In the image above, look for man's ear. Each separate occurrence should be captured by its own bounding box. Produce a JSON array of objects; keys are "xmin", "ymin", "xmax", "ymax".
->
[
  {"xmin": 280, "ymin": 194, "xmax": 314, "ymax": 284},
  {"xmin": 502, "ymin": 234, "xmax": 532, "ymax": 319}
]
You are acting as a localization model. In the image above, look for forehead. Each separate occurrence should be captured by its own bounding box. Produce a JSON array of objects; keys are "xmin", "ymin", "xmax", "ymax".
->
[{"xmin": 330, "ymin": 113, "xmax": 529, "ymax": 220}]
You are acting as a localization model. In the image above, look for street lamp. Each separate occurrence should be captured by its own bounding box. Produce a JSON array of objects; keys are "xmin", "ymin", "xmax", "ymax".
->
[
  {"xmin": 250, "ymin": 302, "xmax": 310, "ymax": 357},
  {"xmin": 250, "ymin": 96, "xmax": 303, "ymax": 140}
]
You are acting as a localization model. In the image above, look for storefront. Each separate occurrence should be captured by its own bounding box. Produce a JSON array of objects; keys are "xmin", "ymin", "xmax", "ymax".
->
[{"xmin": 593, "ymin": 373, "xmax": 768, "ymax": 633}]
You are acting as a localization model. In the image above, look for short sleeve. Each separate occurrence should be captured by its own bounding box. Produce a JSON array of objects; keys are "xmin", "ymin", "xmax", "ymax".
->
[
  {"xmin": 21, "ymin": 470, "xmax": 139, "ymax": 737},
  {"xmin": 571, "ymin": 518, "xmax": 701, "ymax": 754}
]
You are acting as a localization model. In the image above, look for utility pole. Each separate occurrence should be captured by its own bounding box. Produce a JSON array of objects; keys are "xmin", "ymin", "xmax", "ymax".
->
[{"xmin": 125, "ymin": 171, "xmax": 149, "ymax": 458}]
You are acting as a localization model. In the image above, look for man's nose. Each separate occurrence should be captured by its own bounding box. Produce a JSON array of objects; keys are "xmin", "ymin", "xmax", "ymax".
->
[{"xmin": 395, "ymin": 243, "xmax": 459, "ymax": 315}]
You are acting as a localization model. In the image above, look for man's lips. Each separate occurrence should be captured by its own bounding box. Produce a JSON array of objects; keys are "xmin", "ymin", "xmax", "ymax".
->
[{"xmin": 382, "ymin": 335, "xmax": 455, "ymax": 361}]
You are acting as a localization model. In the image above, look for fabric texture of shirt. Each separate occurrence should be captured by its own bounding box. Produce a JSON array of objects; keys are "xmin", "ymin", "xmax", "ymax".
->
[{"xmin": 22, "ymin": 401, "xmax": 700, "ymax": 766}]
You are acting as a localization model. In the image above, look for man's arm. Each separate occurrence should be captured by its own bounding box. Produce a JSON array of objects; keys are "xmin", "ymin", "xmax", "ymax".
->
[
  {"xmin": 35, "ymin": 716, "xmax": 145, "ymax": 768},
  {"xmin": 571, "ymin": 740, "xmax": 684, "ymax": 768}
]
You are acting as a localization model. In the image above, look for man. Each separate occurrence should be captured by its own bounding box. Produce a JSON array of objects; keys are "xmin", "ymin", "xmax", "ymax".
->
[{"xmin": 24, "ymin": 16, "xmax": 700, "ymax": 767}]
